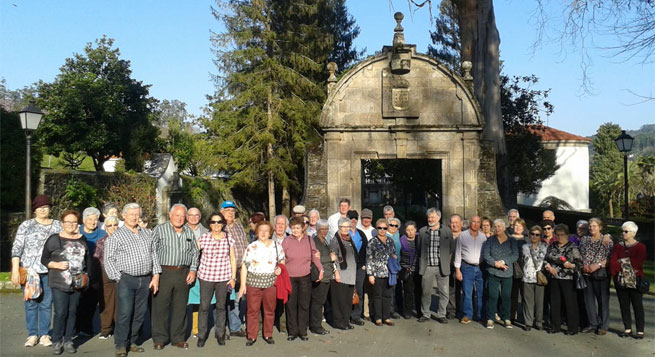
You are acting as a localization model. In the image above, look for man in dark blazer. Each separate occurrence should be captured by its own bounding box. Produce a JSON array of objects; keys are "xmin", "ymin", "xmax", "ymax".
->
[{"xmin": 417, "ymin": 208, "xmax": 454, "ymax": 324}]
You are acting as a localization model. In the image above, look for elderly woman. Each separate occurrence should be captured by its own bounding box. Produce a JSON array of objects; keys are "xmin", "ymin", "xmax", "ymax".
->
[
  {"xmin": 11, "ymin": 194, "xmax": 62, "ymax": 348},
  {"xmin": 196, "ymin": 212, "xmax": 236, "ymax": 347},
  {"xmin": 610, "ymin": 221, "xmax": 646, "ymax": 339},
  {"xmin": 93, "ymin": 215, "xmax": 120, "ymax": 339},
  {"xmin": 307, "ymin": 209, "xmax": 320, "ymax": 237},
  {"xmin": 579, "ymin": 217, "xmax": 613, "ymax": 335},
  {"xmin": 77, "ymin": 207, "xmax": 106, "ymax": 336},
  {"xmin": 99, "ymin": 202, "xmax": 123, "ymax": 230},
  {"xmin": 240, "ymin": 221, "xmax": 285, "ymax": 346},
  {"xmin": 386, "ymin": 217, "xmax": 402, "ymax": 319},
  {"xmin": 41, "ymin": 210, "xmax": 91, "ymax": 355},
  {"xmin": 541, "ymin": 220, "xmax": 555, "ymax": 245},
  {"xmin": 309, "ymin": 220, "xmax": 333, "ymax": 335},
  {"xmin": 367, "ymin": 218, "xmax": 397, "ymax": 326},
  {"xmin": 483, "ymin": 219, "xmax": 519, "ymax": 329},
  {"xmin": 347, "ymin": 210, "xmax": 368, "ymax": 326},
  {"xmin": 569, "ymin": 220, "xmax": 588, "ymax": 246},
  {"xmin": 509, "ymin": 218, "xmax": 528, "ymax": 322},
  {"xmin": 544, "ymin": 224, "xmax": 582, "ymax": 335},
  {"xmin": 481, "ymin": 217, "xmax": 493, "ymax": 238},
  {"xmin": 282, "ymin": 217, "xmax": 323, "ymax": 341},
  {"xmin": 521, "ymin": 225, "xmax": 548, "ymax": 331},
  {"xmin": 329, "ymin": 218, "xmax": 360, "ymax": 330},
  {"xmin": 399, "ymin": 221, "xmax": 419, "ymax": 319}
]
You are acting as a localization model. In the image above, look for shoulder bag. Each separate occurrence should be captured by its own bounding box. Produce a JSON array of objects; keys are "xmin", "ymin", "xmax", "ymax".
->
[
  {"xmin": 309, "ymin": 237, "xmax": 321, "ymax": 281},
  {"xmin": 531, "ymin": 251, "xmax": 548, "ymax": 286},
  {"xmin": 616, "ymin": 242, "xmax": 637, "ymax": 289}
]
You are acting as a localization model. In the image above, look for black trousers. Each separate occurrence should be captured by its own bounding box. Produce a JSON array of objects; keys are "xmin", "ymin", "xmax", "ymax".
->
[
  {"xmin": 330, "ymin": 280, "xmax": 354, "ymax": 328},
  {"xmin": 371, "ymin": 277, "xmax": 392, "ymax": 321},
  {"xmin": 151, "ymin": 267, "xmax": 190, "ymax": 344},
  {"xmin": 198, "ymin": 279, "xmax": 228, "ymax": 339},
  {"xmin": 616, "ymin": 286, "xmax": 645, "ymax": 332},
  {"xmin": 76, "ymin": 258, "xmax": 102, "ymax": 334},
  {"xmin": 401, "ymin": 272, "xmax": 419, "ymax": 317},
  {"xmin": 447, "ymin": 272, "xmax": 462, "ymax": 317},
  {"xmin": 549, "ymin": 278, "xmax": 578, "ymax": 333},
  {"xmin": 309, "ymin": 281, "xmax": 330, "ymax": 331},
  {"xmin": 286, "ymin": 275, "xmax": 312, "ymax": 337}
]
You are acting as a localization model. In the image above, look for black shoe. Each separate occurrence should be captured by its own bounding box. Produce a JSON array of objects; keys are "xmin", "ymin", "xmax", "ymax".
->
[
  {"xmin": 287, "ymin": 336, "xmax": 297, "ymax": 341},
  {"xmin": 618, "ymin": 330, "xmax": 631, "ymax": 338},
  {"xmin": 417, "ymin": 316, "xmax": 429, "ymax": 323},
  {"xmin": 446, "ymin": 313, "xmax": 456, "ymax": 320},
  {"xmin": 217, "ymin": 335, "xmax": 225, "ymax": 346},
  {"xmin": 548, "ymin": 329, "xmax": 561, "ymax": 334},
  {"xmin": 404, "ymin": 314, "xmax": 412, "ymax": 320},
  {"xmin": 350, "ymin": 318, "xmax": 365, "ymax": 326},
  {"xmin": 391, "ymin": 312, "xmax": 401, "ymax": 319},
  {"xmin": 534, "ymin": 325, "xmax": 543, "ymax": 331},
  {"xmin": 634, "ymin": 332, "xmax": 644, "ymax": 340},
  {"xmin": 565, "ymin": 330, "xmax": 578, "ymax": 336},
  {"xmin": 436, "ymin": 317, "xmax": 448, "ymax": 324},
  {"xmin": 263, "ymin": 337, "xmax": 275, "ymax": 344},
  {"xmin": 523, "ymin": 326, "xmax": 531, "ymax": 332},
  {"xmin": 581, "ymin": 326, "xmax": 595, "ymax": 333},
  {"xmin": 310, "ymin": 328, "xmax": 329, "ymax": 335},
  {"xmin": 245, "ymin": 339, "xmax": 256, "ymax": 346},
  {"xmin": 298, "ymin": 335, "xmax": 309, "ymax": 341},
  {"xmin": 196, "ymin": 339, "xmax": 205, "ymax": 348}
]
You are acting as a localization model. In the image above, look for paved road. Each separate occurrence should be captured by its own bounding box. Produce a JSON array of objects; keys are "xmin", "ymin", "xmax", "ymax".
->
[{"xmin": 1, "ymin": 291, "xmax": 653, "ymax": 357}]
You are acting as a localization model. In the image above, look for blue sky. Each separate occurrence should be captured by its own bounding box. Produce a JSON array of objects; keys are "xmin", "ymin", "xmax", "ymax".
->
[{"xmin": 1, "ymin": 0, "xmax": 653, "ymax": 137}]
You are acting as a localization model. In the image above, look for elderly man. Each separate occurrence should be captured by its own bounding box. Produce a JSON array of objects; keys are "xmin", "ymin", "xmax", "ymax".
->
[
  {"xmin": 76, "ymin": 207, "xmax": 106, "ymax": 336},
  {"xmin": 454, "ymin": 216, "xmax": 487, "ymax": 324},
  {"xmin": 327, "ymin": 198, "xmax": 351, "ymax": 243},
  {"xmin": 220, "ymin": 201, "xmax": 249, "ymax": 338},
  {"xmin": 446, "ymin": 214, "xmax": 463, "ymax": 319},
  {"xmin": 356, "ymin": 208, "xmax": 375, "ymax": 241},
  {"xmin": 105, "ymin": 203, "xmax": 161, "ymax": 357},
  {"xmin": 542, "ymin": 210, "xmax": 555, "ymax": 223},
  {"xmin": 417, "ymin": 208, "xmax": 453, "ymax": 324},
  {"xmin": 273, "ymin": 214, "xmax": 289, "ymax": 333},
  {"xmin": 151, "ymin": 204, "xmax": 199, "ymax": 350},
  {"xmin": 506, "ymin": 208, "xmax": 520, "ymax": 235},
  {"xmin": 307, "ymin": 209, "xmax": 320, "ymax": 237},
  {"xmin": 186, "ymin": 207, "xmax": 208, "ymax": 241}
]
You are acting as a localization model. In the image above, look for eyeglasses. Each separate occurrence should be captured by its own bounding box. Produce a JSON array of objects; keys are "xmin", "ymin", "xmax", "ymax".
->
[
  {"xmin": 389, "ymin": 224, "xmax": 399, "ymax": 228},
  {"xmin": 376, "ymin": 226, "xmax": 388, "ymax": 230},
  {"xmin": 304, "ymin": 221, "xmax": 310, "ymax": 225},
  {"xmin": 529, "ymin": 233, "xmax": 541, "ymax": 237},
  {"xmin": 35, "ymin": 206, "xmax": 50, "ymax": 210},
  {"xmin": 188, "ymin": 214, "xmax": 200, "ymax": 217},
  {"xmin": 622, "ymin": 230, "xmax": 629, "ymax": 233},
  {"xmin": 210, "ymin": 220, "xmax": 224, "ymax": 225},
  {"xmin": 63, "ymin": 221, "xmax": 78, "ymax": 225},
  {"xmin": 339, "ymin": 226, "xmax": 350, "ymax": 229},
  {"xmin": 105, "ymin": 224, "xmax": 118, "ymax": 228},
  {"xmin": 543, "ymin": 227, "xmax": 553, "ymax": 230}
]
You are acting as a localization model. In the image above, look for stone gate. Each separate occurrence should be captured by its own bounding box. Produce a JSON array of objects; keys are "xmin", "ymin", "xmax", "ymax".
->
[{"xmin": 304, "ymin": 13, "xmax": 504, "ymax": 220}]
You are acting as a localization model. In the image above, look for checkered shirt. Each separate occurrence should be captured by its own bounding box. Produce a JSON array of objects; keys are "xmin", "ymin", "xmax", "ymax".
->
[
  {"xmin": 104, "ymin": 225, "xmax": 162, "ymax": 281},
  {"xmin": 197, "ymin": 232, "xmax": 236, "ymax": 282},
  {"xmin": 225, "ymin": 222, "xmax": 248, "ymax": 267}
]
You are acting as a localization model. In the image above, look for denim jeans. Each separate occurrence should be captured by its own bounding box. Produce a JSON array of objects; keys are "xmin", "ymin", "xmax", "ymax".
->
[
  {"xmin": 461, "ymin": 263, "xmax": 484, "ymax": 320},
  {"xmin": 23, "ymin": 273, "xmax": 52, "ymax": 336},
  {"xmin": 51, "ymin": 288, "xmax": 81, "ymax": 343},
  {"xmin": 227, "ymin": 294, "xmax": 243, "ymax": 332},
  {"xmin": 115, "ymin": 274, "xmax": 150, "ymax": 349}
]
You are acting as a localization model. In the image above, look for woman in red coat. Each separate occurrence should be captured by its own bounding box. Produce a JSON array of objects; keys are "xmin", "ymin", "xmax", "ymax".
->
[{"xmin": 609, "ymin": 221, "xmax": 646, "ymax": 339}]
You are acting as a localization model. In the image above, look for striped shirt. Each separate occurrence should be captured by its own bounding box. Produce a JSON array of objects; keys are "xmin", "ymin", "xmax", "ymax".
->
[
  {"xmin": 152, "ymin": 222, "xmax": 199, "ymax": 271},
  {"xmin": 225, "ymin": 222, "xmax": 248, "ymax": 267},
  {"xmin": 104, "ymin": 225, "xmax": 162, "ymax": 281}
]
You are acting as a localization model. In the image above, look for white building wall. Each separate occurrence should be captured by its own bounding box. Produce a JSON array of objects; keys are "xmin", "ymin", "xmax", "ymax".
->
[{"xmin": 517, "ymin": 143, "xmax": 590, "ymax": 211}]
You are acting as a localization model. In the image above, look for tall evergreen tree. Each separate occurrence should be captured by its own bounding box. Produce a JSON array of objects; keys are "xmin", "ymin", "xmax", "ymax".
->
[
  {"xmin": 427, "ymin": 0, "xmax": 460, "ymax": 72},
  {"xmin": 590, "ymin": 123, "xmax": 624, "ymax": 216}
]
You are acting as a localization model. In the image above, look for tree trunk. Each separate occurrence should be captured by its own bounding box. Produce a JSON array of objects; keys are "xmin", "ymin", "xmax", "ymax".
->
[
  {"xmin": 608, "ymin": 198, "xmax": 613, "ymax": 218},
  {"xmin": 267, "ymin": 87, "xmax": 276, "ymax": 221},
  {"xmin": 455, "ymin": 0, "xmax": 514, "ymax": 208},
  {"xmin": 282, "ymin": 186, "xmax": 291, "ymax": 217}
]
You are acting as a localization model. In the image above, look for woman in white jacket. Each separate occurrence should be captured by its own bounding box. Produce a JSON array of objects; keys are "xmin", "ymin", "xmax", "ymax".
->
[{"xmin": 521, "ymin": 225, "xmax": 548, "ymax": 331}]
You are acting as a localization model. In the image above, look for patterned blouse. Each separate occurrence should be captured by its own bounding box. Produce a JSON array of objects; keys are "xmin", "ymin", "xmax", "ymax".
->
[
  {"xmin": 366, "ymin": 236, "xmax": 396, "ymax": 278},
  {"xmin": 544, "ymin": 241, "xmax": 583, "ymax": 280},
  {"xmin": 11, "ymin": 219, "xmax": 63, "ymax": 274},
  {"xmin": 198, "ymin": 232, "xmax": 236, "ymax": 282},
  {"xmin": 521, "ymin": 242, "xmax": 548, "ymax": 284},
  {"xmin": 579, "ymin": 235, "xmax": 613, "ymax": 267},
  {"xmin": 242, "ymin": 240, "xmax": 285, "ymax": 275}
]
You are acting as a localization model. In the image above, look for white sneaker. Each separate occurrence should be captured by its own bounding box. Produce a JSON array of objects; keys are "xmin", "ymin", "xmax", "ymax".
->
[
  {"xmin": 39, "ymin": 335, "xmax": 53, "ymax": 346},
  {"xmin": 98, "ymin": 334, "xmax": 112, "ymax": 340},
  {"xmin": 25, "ymin": 335, "xmax": 39, "ymax": 347},
  {"xmin": 486, "ymin": 320, "xmax": 494, "ymax": 329},
  {"xmin": 504, "ymin": 320, "xmax": 513, "ymax": 329}
]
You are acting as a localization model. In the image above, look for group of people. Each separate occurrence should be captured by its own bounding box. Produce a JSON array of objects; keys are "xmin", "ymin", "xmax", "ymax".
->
[{"xmin": 10, "ymin": 195, "xmax": 648, "ymax": 356}]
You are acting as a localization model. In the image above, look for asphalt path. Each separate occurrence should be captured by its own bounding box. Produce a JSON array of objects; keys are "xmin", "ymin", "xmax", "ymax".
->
[{"xmin": 1, "ymin": 290, "xmax": 653, "ymax": 356}]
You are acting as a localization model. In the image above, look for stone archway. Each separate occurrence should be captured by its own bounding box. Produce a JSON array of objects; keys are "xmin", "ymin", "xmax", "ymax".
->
[{"xmin": 304, "ymin": 13, "xmax": 504, "ymax": 220}]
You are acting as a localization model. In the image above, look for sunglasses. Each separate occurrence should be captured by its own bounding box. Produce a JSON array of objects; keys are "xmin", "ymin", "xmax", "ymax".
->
[
  {"xmin": 105, "ymin": 224, "xmax": 118, "ymax": 228},
  {"xmin": 304, "ymin": 221, "xmax": 310, "ymax": 225},
  {"xmin": 376, "ymin": 226, "xmax": 388, "ymax": 230},
  {"xmin": 210, "ymin": 220, "xmax": 224, "ymax": 225},
  {"xmin": 529, "ymin": 232, "xmax": 541, "ymax": 237},
  {"xmin": 389, "ymin": 224, "xmax": 399, "ymax": 228},
  {"xmin": 543, "ymin": 227, "xmax": 553, "ymax": 230}
]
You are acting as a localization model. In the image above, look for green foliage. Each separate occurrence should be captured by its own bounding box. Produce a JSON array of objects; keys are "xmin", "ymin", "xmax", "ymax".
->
[
  {"xmin": 0, "ymin": 107, "xmax": 44, "ymax": 211},
  {"xmin": 36, "ymin": 36, "xmax": 159, "ymax": 172},
  {"xmin": 590, "ymin": 123, "xmax": 624, "ymax": 216},
  {"xmin": 629, "ymin": 124, "xmax": 655, "ymax": 156},
  {"xmin": 427, "ymin": 0, "xmax": 460, "ymax": 72},
  {"xmin": 64, "ymin": 178, "xmax": 98, "ymax": 209},
  {"xmin": 323, "ymin": 0, "xmax": 365, "ymax": 71}
]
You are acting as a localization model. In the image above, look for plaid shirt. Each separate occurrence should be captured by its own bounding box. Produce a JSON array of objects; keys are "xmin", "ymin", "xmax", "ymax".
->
[
  {"xmin": 225, "ymin": 222, "xmax": 248, "ymax": 267},
  {"xmin": 428, "ymin": 228, "xmax": 441, "ymax": 266},
  {"xmin": 197, "ymin": 232, "xmax": 235, "ymax": 282},
  {"xmin": 104, "ymin": 225, "xmax": 162, "ymax": 281}
]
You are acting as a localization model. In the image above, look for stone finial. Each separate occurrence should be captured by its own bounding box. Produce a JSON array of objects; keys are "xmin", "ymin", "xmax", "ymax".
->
[
  {"xmin": 393, "ymin": 12, "xmax": 405, "ymax": 48},
  {"xmin": 462, "ymin": 61, "xmax": 473, "ymax": 81},
  {"xmin": 327, "ymin": 62, "xmax": 338, "ymax": 95}
]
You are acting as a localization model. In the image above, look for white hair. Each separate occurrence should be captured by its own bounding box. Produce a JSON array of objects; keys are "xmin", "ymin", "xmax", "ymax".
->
[
  {"xmin": 388, "ymin": 217, "xmax": 401, "ymax": 226},
  {"xmin": 507, "ymin": 208, "xmax": 520, "ymax": 217},
  {"xmin": 622, "ymin": 221, "xmax": 639, "ymax": 234},
  {"xmin": 308, "ymin": 209, "xmax": 320, "ymax": 219},
  {"xmin": 122, "ymin": 203, "xmax": 141, "ymax": 215},
  {"xmin": 493, "ymin": 218, "xmax": 506, "ymax": 228},
  {"xmin": 383, "ymin": 205, "xmax": 395, "ymax": 214},
  {"xmin": 274, "ymin": 215, "xmax": 289, "ymax": 226},
  {"xmin": 104, "ymin": 215, "xmax": 119, "ymax": 225},
  {"xmin": 170, "ymin": 203, "xmax": 188, "ymax": 213},
  {"xmin": 426, "ymin": 207, "xmax": 441, "ymax": 217}
]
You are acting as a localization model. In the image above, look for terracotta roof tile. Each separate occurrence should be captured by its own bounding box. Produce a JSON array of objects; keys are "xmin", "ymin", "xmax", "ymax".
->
[{"xmin": 526, "ymin": 125, "xmax": 591, "ymax": 142}]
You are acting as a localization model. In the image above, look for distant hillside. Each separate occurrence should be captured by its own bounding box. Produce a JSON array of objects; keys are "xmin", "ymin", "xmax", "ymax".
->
[{"xmin": 589, "ymin": 124, "xmax": 655, "ymax": 158}]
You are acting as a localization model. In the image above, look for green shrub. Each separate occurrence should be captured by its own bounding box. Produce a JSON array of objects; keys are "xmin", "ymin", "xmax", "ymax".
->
[{"xmin": 64, "ymin": 178, "xmax": 98, "ymax": 210}]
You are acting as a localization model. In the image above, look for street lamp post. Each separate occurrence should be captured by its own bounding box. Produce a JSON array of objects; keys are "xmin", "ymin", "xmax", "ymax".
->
[
  {"xmin": 615, "ymin": 130, "xmax": 634, "ymax": 221},
  {"xmin": 18, "ymin": 101, "xmax": 44, "ymax": 220}
]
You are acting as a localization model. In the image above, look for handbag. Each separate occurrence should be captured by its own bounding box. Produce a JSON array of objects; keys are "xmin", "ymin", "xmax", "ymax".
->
[
  {"xmin": 19, "ymin": 267, "xmax": 28, "ymax": 285},
  {"xmin": 617, "ymin": 242, "xmax": 637, "ymax": 289},
  {"xmin": 352, "ymin": 291, "xmax": 360, "ymax": 305},
  {"xmin": 23, "ymin": 269, "xmax": 42, "ymax": 301},
  {"xmin": 637, "ymin": 277, "xmax": 650, "ymax": 294},
  {"xmin": 513, "ymin": 261, "xmax": 524, "ymax": 279},
  {"xmin": 575, "ymin": 270, "xmax": 587, "ymax": 290},
  {"xmin": 530, "ymin": 251, "xmax": 548, "ymax": 286},
  {"xmin": 308, "ymin": 237, "xmax": 321, "ymax": 281},
  {"xmin": 72, "ymin": 273, "xmax": 89, "ymax": 290},
  {"xmin": 246, "ymin": 271, "xmax": 277, "ymax": 289}
]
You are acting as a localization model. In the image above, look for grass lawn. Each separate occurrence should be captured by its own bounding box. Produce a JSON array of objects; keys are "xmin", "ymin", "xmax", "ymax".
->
[
  {"xmin": 0, "ymin": 272, "xmax": 10, "ymax": 282},
  {"xmin": 42, "ymin": 153, "xmax": 96, "ymax": 171}
]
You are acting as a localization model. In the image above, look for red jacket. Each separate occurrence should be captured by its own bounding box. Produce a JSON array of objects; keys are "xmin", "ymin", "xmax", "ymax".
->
[
  {"xmin": 610, "ymin": 241, "xmax": 646, "ymax": 278},
  {"xmin": 275, "ymin": 264, "xmax": 292, "ymax": 303}
]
